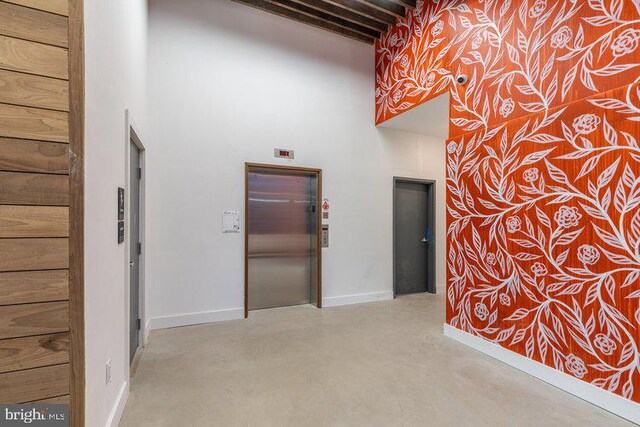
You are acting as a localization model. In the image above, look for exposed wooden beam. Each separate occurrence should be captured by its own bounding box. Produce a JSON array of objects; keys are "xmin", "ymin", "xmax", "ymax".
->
[
  {"xmin": 356, "ymin": 0, "xmax": 405, "ymax": 18},
  {"xmin": 231, "ymin": 0, "xmax": 375, "ymax": 44},
  {"xmin": 385, "ymin": 0, "xmax": 416, "ymax": 9},
  {"xmin": 288, "ymin": 0, "xmax": 388, "ymax": 32},
  {"xmin": 271, "ymin": 0, "xmax": 381, "ymax": 38},
  {"xmin": 321, "ymin": 0, "xmax": 396, "ymax": 25}
]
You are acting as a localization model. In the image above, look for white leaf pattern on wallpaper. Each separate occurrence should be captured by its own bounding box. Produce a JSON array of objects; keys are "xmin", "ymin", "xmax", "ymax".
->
[{"xmin": 376, "ymin": 0, "xmax": 640, "ymax": 402}]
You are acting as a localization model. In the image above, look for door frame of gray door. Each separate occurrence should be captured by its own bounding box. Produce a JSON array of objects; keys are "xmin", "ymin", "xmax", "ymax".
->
[
  {"xmin": 125, "ymin": 110, "xmax": 147, "ymax": 370},
  {"xmin": 393, "ymin": 177, "xmax": 437, "ymax": 297},
  {"xmin": 245, "ymin": 163, "xmax": 323, "ymax": 318}
]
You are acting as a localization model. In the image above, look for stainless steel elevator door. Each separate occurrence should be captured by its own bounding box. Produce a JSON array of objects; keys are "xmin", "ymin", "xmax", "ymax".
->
[{"xmin": 248, "ymin": 171, "xmax": 317, "ymax": 310}]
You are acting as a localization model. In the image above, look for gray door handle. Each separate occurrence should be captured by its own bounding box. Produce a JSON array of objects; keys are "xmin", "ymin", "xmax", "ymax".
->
[{"xmin": 130, "ymin": 261, "xmax": 135, "ymax": 267}]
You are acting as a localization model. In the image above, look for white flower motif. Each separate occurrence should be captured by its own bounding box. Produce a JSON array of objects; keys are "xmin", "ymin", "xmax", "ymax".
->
[
  {"xmin": 593, "ymin": 334, "xmax": 617, "ymax": 356},
  {"xmin": 577, "ymin": 245, "xmax": 600, "ymax": 265},
  {"xmin": 506, "ymin": 216, "xmax": 522, "ymax": 234},
  {"xmin": 612, "ymin": 29, "xmax": 640, "ymax": 58},
  {"xmin": 572, "ymin": 114, "xmax": 601, "ymax": 135},
  {"xmin": 551, "ymin": 26, "xmax": 572, "ymax": 49},
  {"xmin": 500, "ymin": 98, "xmax": 515, "ymax": 118},
  {"xmin": 400, "ymin": 54, "xmax": 409, "ymax": 68},
  {"xmin": 486, "ymin": 253, "xmax": 496, "ymax": 266},
  {"xmin": 389, "ymin": 34, "xmax": 399, "ymax": 47},
  {"xmin": 529, "ymin": 0, "xmax": 546, "ymax": 18},
  {"xmin": 392, "ymin": 90, "xmax": 403, "ymax": 103},
  {"xmin": 431, "ymin": 20, "xmax": 444, "ymax": 37},
  {"xmin": 554, "ymin": 206, "xmax": 582, "ymax": 228},
  {"xmin": 447, "ymin": 141, "xmax": 458, "ymax": 154},
  {"xmin": 474, "ymin": 302, "xmax": 489, "ymax": 321},
  {"xmin": 499, "ymin": 294, "xmax": 511, "ymax": 306},
  {"xmin": 531, "ymin": 262, "xmax": 548, "ymax": 277},
  {"xmin": 523, "ymin": 167, "xmax": 539, "ymax": 183},
  {"xmin": 565, "ymin": 354, "xmax": 587, "ymax": 379}
]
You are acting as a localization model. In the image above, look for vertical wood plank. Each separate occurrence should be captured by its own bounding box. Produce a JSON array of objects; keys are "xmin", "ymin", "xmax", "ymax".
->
[{"xmin": 68, "ymin": 0, "xmax": 84, "ymax": 423}]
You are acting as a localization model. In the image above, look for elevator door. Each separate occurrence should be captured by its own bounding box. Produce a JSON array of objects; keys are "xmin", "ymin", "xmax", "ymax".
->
[{"xmin": 248, "ymin": 170, "xmax": 317, "ymax": 310}]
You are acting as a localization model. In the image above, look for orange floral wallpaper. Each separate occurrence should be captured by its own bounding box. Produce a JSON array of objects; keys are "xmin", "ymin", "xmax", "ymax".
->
[{"xmin": 376, "ymin": 0, "xmax": 640, "ymax": 403}]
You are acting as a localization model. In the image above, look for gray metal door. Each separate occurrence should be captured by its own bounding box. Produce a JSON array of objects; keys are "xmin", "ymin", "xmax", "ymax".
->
[
  {"xmin": 394, "ymin": 180, "xmax": 435, "ymax": 295},
  {"xmin": 248, "ymin": 170, "xmax": 318, "ymax": 310},
  {"xmin": 129, "ymin": 142, "xmax": 141, "ymax": 362}
]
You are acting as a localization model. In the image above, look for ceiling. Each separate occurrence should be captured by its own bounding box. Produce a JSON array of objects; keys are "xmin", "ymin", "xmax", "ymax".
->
[
  {"xmin": 377, "ymin": 93, "xmax": 450, "ymax": 139},
  {"xmin": 231, "ymin": 0, "xmax": 415, "ymax": 44}
]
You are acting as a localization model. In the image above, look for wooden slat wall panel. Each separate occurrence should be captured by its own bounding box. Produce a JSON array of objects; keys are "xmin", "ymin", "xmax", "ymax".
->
[
  {"xmin": 0, "ymin": 0, "xmax": 79, "ymax": 413},
  {"xmin": 0, "ymin": 103, "xmax": 68, "ymax": 142},
  {"xmin": 0, "ymin": 364, "xmax": 69, "ymax": 403},
  {"xmin": 0, "ymin": 332, "xmax": 68, "ymax": 373},
  {"xmin": 0, "ymin": 171, "xmax": 69, "ymax": 205},
  {"xmin": 0, "ymin": 70, "xmax": 69, "ymax": 111},
  {"xmin": 0, "ymin": 138, "xmax": 68, "ymax": 173},
  {"xmin": 0, "ymin": 35, "xmax": 67, "ymax": 79},
  {"xmin": 0, "ymin": 270, "xmax": 68, "ymax": 305},
  {"xmin": 0, "ymin": 206, "xmax": 68, "ymax": 237},
  {"xmin": 0, "ymin": 301, "xmax": 68, "ymax": 339},
  {"xmin": 30, "ymin": 394, "xmax": 70, "ymax": 404},
  {"xmin": 0, "ymin": 2, "xmax": 68, "ymax": 48},
  {"xmin": 3, "ymin": 0, "xmax": 68, "ymax": 17},
  {"xmin": 0, "ymin": 238, "xmax": 68, "ymax": 272}
]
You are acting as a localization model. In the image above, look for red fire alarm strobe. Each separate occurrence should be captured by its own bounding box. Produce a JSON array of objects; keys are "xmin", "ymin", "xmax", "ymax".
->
[{"xmin": 322, "ymin": 200, "xmax": 330, "ymax": 210}]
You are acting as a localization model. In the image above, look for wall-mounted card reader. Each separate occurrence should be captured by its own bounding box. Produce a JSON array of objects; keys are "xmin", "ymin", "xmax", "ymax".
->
[{"xmin": 321, "ymin": 224, "xmax": 329, "ymax": 248}]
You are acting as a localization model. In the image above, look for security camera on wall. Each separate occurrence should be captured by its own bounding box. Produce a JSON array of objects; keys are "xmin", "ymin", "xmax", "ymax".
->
[{"xmin": 457, "ymin": 75, "xmax": 469, "ymax": 85}]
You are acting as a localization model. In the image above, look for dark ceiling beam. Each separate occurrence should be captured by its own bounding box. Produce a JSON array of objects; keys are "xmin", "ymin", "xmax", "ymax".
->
[
  {"xmin": 356, "ymin": 0, "xmax": 406, "ymax": 18},
  {"xmin": 321, "ymin": 0, "xmax": 397, "ymax": 25},
  {"xmin": 288, "ymin": 0, "xmax": 389, "ymax": 33},
  {"xmin": 270, "ymin": 0, "xmax": 381, "ymax": 39},
  {"xmin": 231, "ymin": 0, "xmax": 375, "ymax": 44},
  {"xmin": 385, "ymin": 0, "xmax": 416, "ymax": 9}
]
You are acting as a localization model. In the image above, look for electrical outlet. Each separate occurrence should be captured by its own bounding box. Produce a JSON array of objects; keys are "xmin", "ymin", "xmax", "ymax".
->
[{"xmin": 106, "ymin": 359, "xmax": 112, "ymax": 385}]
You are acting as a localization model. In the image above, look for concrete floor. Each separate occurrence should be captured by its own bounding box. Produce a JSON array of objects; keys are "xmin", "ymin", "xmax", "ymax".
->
[{"xmin": 120, "ymin": 293, "xmax": 633, "ymax": 426}]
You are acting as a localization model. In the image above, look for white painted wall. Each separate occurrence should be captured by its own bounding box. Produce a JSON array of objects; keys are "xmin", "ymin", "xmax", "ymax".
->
[
  {"xmin": 84, "ymin": 0, "xmax": 148, "ymax": 425},
  {"xmin": 146, "ymin": 0, "xmax": 447, "ymax": 327}
]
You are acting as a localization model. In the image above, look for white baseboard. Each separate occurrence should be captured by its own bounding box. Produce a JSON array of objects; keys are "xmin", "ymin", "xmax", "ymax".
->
[
  {"xmin": 106, "ymin": 381, "xmax": 129, "ymax": 427},
  {"xmin": 149, "ymin": 308, "xmax": 244, "ymax": 330},
  {"xmin": 322, "ymin": 290, "xmax": 393, "ymax": 307},
  {"xmin": 143, "ymin": 319, "xmax": 151, "ymax": 345},
  {"xmin": 443, "ymin": 324, "xmax": 640, "ymax": 424}
]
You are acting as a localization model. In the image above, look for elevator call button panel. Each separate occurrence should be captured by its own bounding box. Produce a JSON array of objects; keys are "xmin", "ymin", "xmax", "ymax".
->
[{"xmin": 321, "ymin": 224, "xmax": 329, "ymax": 248}]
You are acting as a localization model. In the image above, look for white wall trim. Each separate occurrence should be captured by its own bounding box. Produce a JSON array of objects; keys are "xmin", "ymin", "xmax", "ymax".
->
[
  {"xmin": 443, "ymin": 324, "xmax": 640, "ymax": 425},
  {"xmin": 105, "ymin": 381, "xmax": 129, "ymax": 427},
  {"xmin": 149, "ymin": 308, "xmax": 244, "ymax": 330},
  {"xmin": 322, "ymin": 291, "xmax": 393, "ymax": 308}
]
